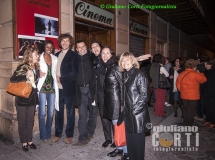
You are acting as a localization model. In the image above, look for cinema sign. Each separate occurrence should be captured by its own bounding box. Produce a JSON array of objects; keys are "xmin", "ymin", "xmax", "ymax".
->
[
  {"xmin": 75, "ymin": 0, "xmax": 114, "ymax": 27},
  {"xmin": 130, "ymin": 20, "xmax": 148, "ymax": 37}
]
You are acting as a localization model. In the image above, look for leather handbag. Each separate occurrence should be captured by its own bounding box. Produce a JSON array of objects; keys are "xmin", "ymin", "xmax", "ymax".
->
[
  {"xmin": 114, "ymin": 122, "xmax": 126, "ymax": 147},
  {"xmin": 158, "ymin": 70, "xmax": 171, "ymax": 89},
  {"xmin": 6, "ymin": 81, "xmax": 32, "ymax": 98}
]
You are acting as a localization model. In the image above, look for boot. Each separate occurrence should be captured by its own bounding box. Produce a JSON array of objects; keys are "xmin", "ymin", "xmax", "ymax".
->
[
  {"xmin": 174, "ymin": 102, "xmax": 178, "ymax": 117},
  {"xmin": 120, "ymin": 153, "xmax": 129, "ymax": 160}
]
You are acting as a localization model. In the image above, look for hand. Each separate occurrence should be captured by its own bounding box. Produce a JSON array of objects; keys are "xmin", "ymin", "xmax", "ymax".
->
[
  {"xmin": 169, "ymin": 75, "xmax": 173, "ymax": 79},
  {"xmin": 56, "ymin": 76, "xmax": 60, "ymax": 83},
  {"xmin": 40, "ymin": 71, "xmax": 46, "ymax": 78},
  {"xmin": 174, "ymin": 67, "xmax": 179, "ymax": 71},
  {"xmin": 136, "ymin": 54, "xmax": 151, "ymax": 61},
  {"xmin": 26, "ymin": 70, "xmax": 33, "ymax": 79}
]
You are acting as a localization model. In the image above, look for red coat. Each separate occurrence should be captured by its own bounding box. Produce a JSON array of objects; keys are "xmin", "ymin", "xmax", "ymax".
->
[{"xmin": 176, "ymin": 69, "xmax": 207, "ymax": 100}]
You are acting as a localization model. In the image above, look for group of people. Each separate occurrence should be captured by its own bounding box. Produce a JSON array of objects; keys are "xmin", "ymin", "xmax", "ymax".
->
[
  {"xmin": 11, "ymin": 33, "xmax": 151, "ymax": 160},
  {"xmin": 147, "ymin": 53, "xmax": 215, "ymax": 128}
]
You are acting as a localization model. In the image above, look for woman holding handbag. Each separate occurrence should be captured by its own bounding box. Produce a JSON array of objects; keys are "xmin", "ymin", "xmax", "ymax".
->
[
  {"xmin": 150, "ymin": 54, "xmax": 169, "ymax": 117},
  {"xmin": 10, "ymin": 45, "xmax": 40, "ymax": 151},
  {"xmin": 37, "ymin": 40, "xmax": 58, "ymax": 143},
  {"xmin": 118, "ymin": 52, "xmax": 150, "ymax": 160}
]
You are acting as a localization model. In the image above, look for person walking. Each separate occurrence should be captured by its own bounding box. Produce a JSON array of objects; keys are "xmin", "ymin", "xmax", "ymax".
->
[
  {"xmin": 176, "ymin": 59, "xmax": 207, "ymax": 126},
  {"xmin": 37, "ymin": 40, "xmax": 58, "ymax": 143}
]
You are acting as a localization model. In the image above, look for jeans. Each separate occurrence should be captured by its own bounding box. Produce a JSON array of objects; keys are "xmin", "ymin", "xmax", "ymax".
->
[
  {"xmin": 38, "ymin": 92, "xmax": 55, "ymax": 140},
  {"xmin": 112, "ymin": 120, "xmax": 128, "ymax": 153},
  {"xmin": 78, "ymin": 86, "xmax": 97, "ymax": 142},
  {"xmin": 55, "ymin": 89, "xmax": 75, "ymax": 138}
]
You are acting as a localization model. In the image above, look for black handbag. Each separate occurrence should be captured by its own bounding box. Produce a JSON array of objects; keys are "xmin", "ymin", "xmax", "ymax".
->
[{"xmin": 158, "ymin": 68, "xmax": 171, "ymax": 89}]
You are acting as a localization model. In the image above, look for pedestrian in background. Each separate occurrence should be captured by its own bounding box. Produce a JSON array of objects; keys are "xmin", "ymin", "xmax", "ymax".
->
[{"xmin": 176, "ymin": 59, "xmax": 207, "ymax": 126}]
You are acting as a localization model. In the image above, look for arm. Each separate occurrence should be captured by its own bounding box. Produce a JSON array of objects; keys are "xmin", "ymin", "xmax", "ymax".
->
[
  {"xmin": 136, "ymin": 54, "xmax": 151, "ymax": 61},
  {"xmin": 160, "ymin": 66, "xmax": 169, "ymax": 77},
  {"xmin": 196, "ymin": 73, "xmax": 207, "ymax": 84},
  {"xmin": 132, "ymin": 73, "xmax": 149, "ymax": 115},
  {"xmin": 60, "ymin": 53, "xmax": 79, "ymax": 84}
]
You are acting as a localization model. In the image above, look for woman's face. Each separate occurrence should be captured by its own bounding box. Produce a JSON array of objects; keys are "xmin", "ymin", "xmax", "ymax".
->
[
  {"xmin": 175, "ymin": 59, "xmax": 180, "ymax": 67},
  {"xmin": 32, "ymin": 51, "xmax": 39, "ymax": 64},
  {"xmin": 205, "ymin": 62, "xmax": 212, "ymax": 70},
  {"xmin": 91, "ymin": 43, "xmax": 101, "ymax": 56},
  {"xmin": 101, "ymin": 48, "xmax": 112, "ymax": 63},
  {"xmin": 121, "ymin": 56, "xmax": 133, "ymax": 71},
  {"xmin": 44, "ymin": 43, "xmax": 53, "ymax": 55}
]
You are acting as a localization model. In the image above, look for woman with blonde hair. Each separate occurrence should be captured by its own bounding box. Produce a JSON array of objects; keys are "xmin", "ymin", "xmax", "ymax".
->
[
  {"xmin": 118, "ymin": 52, "xmax": 150, "ymax": 160},
  {"xmin": 10, "ymin": 45, "xmax": 40, "ymax": 151}
]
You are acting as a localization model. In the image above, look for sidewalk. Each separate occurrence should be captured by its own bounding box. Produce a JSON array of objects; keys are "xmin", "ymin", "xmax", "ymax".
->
[{"xmin": 0, "ymin": 104, "xmax": 215, "ymax": 160}]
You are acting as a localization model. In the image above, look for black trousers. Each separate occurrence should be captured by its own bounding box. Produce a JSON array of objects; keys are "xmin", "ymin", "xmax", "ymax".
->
[
  {"xmin": 182, "ymin": 99, "xmax": 198, "ymax": 126},
  {"xmin": 203, "ymin": 97, "xmax": 215, "ymax": 123},
  {"xmin": 16, "ymin": 105, "xmax": 35, "ymax": 143},
  {"xmin": 126, "ymin": 132, "xmax": 145, "ymax": 160},
  {"xmin": 97, "ymin": 90, "xmax": 113, "ymax": 141}
]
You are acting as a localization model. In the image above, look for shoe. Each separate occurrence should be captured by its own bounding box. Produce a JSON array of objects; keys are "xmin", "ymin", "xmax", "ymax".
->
[
  {"xmin": 87, "ymin": 135, "xmax": 93, "ymax": 142},
  {"xmin": 110, "ymin": 142, "xmax": 116, "ymax": 148},
  {"xmin": 22, "ymin": 145, "xmax": 28, "ymax": 152},
  {"xmin": 202, "ymin": 122, "xmax": 211, "ymax": 127},
  {"xmin": 120, "ymin": 153, "xmax": 129, "ymax": 160},
  {"xmin": 65, "ymin": 137, "xmax": 73, "ymax": 144},
  {"xmin": 73, "ymin": 141, "xmax": 87, "ymax": 146},
  {"xmin": 102, "ymin": 140, "xmax": 112, "ymax": 148},
  {"xmin": 27, "ymin": 143, "xmax": 37, "ymax": 149},
  {"xmin": 174, "ymin": 113, "xmax": 178, "ymax": 117},
  {"xmin": 207, "ymin": 124, "xmax": 215, "ymax": 128},
  {"xmin": 52, "ymin": 136, "xmax": 59, "ymax": 142},
  {"xmin": 43, "ymin": 140, "xmax": 48, "ymax": 143},
  {"xmin": 107, "ymin": 149, "xmax": 123, "ymax": 157},
  {"xmin": 165, "ymin": 102, "xmax": 171, "ymax": 106}
]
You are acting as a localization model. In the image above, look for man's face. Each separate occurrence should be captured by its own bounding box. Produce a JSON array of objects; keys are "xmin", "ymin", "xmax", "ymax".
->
[
  {"xmin": 91, "ymin": 43, "xmax": 101, "ymax": 56},
  {"xmin": 76, "ymin": 42, "xmax": 87, "ymax": 55},
  {"xmin": 61, "ymin": 38, "xmax": 70, "ymax": 51}
]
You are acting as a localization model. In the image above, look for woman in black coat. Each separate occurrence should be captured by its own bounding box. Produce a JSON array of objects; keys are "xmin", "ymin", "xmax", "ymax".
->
[
  {"xmin": 202, "ymin": 59, "xmax": 215, "ymax": 128},
  {"xmin": 101, "ymin": 46, "xmax": 128, "ymax": 160},
  {"xmin": 118, "ymin": 52, "xmax": 150, "ymax": 160},
  {"xmin": 169, "ymin": 57, "xmax": 185, "ymax": 117}
]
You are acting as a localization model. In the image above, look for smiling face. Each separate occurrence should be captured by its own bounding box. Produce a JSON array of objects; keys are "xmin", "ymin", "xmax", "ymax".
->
[
  {"xmin": 60, "ymin": 38, "xmax": 70, "ymax": 51},
  {"xmin": 44, "ymin": 43, "xmax": 53, "ymax": 55},
  {"xmin": 101, "ymin": 48, "xmax": 112, "ymax": 63},
  {"xmin": 121, "ymin": 56, "xmax": 133, "ymax": 71},
  {"xmin": 91, "ymin": 43, "xmax": 101, "ymax": 56},
  {"xmin": 76, "ymin": 42, "xmax": 87, "ymax": 56},
  {"xmin": 175, "ymin": 58, "xmax": 180, "ymax": 67}
]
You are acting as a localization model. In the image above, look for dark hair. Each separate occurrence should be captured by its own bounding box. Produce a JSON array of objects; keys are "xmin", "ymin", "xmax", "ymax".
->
[
  {"xmin": 185, "ymin": 59, "xmax": 198, "ymax": 69},
  {"xmin": 199, "ymin": 54, "xmax": 209, "ymax": 63},
  {"xmin": 57, "ymin": 33, "xmax": 74, "ymax": 49},
  {"xmin": 101, "ymin": 46, "xmax": 115, "ymax": 56},
  {"xmin": 205, "ymin": 59, "xmax": 215, "ymax": 69},
  {"xmin": 75, "ymin": 40, "xmax": 86, "ymax": 47},
  {"xmin": 90, "ymin": 40, "xmax": 103, "ymax": 50},
  {"xmin": 34, "ymin": 41, "xmax": 44, "ymax": 54},
  {"xmin": 174, "ymin": 57, "xmax": 184, "ymax": 67},
  {"xmin": 45, "ymin": 40, "xmax": 55, "ymax": 54},
  {"xmin": 153, "ymin": 54, "xmax": 164, "ymax": 64}
]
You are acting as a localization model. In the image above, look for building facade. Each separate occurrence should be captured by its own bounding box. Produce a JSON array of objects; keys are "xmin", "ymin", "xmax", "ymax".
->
[{"xmin": 0, "ymin": 0, "xmax": 214, "ymax": 140}]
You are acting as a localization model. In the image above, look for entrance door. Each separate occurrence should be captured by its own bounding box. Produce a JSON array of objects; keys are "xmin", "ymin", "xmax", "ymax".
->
[{"xmin": 75, "ymin": 22, "xmax": 110, "ymax": 49}]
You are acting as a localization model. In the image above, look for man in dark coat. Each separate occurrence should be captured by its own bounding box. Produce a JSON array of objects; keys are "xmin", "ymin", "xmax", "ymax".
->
[
  {"xmin": 52, "ymin": 33, "xmax": 79, "ymax": 144},
  {"xmin": 73, "ymin": 40, "xmax": 97, "ymax": 146}
]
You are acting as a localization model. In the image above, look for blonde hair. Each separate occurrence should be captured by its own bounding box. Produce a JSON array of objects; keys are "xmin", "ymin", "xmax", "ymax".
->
[
  {"xmin": 20, "ymin": 45, "xmax": 40, "ymax": 70},
  {"xmin": 118, "ymin": 52, "xmax": 139, "ymax": 72}
]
